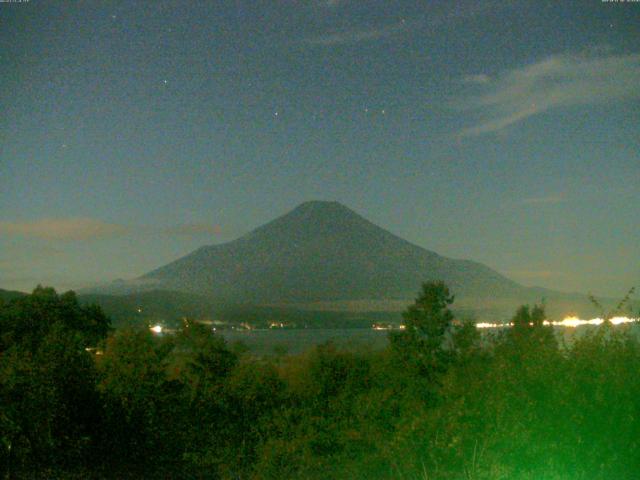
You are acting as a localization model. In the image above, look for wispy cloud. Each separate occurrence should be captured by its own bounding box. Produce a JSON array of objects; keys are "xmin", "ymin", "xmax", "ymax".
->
[
  {"xmin": 303, "ymin": 19, "xmax": 411, "ymax": 46},
  {"xmin": 0, "ymin": 218, "xmax": 129, "ymax": 241},
  {"xmin": 305, "ymin": 1, "xmax": 506, "ymax": 47},
  {"xmin": 457, "ymin": 50, "xmax": 640, "ymax": 137},
  {"xmin": 462, "ymin": 74, "xmax": 491, "ymax": 84},
  {"xmin": 0, "ymin": 219, "xmax": 224, "ymax": 241}
]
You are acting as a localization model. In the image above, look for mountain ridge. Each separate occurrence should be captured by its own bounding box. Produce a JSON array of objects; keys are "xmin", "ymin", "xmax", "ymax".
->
[
  {"xmin": 80, "ymin": 201, "xmax": 623, "ymax": 320},
  {"xmin": 140, "ymin": 201, "xmax": 525, "ymax": 304}
]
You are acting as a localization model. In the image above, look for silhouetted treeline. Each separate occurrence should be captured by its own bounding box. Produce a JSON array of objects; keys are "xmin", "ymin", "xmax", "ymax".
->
[{"xmin": 1, "ymin": 283, "xmax": 639, "ymax": 479}]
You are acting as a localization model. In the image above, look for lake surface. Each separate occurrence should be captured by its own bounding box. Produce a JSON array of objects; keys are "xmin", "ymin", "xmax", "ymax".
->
[{"xmin": 218, "ymin": 323, "xmax": 640, "ymax": 356}]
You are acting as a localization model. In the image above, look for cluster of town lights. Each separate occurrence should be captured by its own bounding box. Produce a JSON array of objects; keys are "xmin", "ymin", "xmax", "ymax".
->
[
  {"xmin": 476, "ymin": 316, "xmax": 638, "ymax": 329},
  {"xmin": 148, "ymin": 316, "xmax": 637, "ymax": 335}
]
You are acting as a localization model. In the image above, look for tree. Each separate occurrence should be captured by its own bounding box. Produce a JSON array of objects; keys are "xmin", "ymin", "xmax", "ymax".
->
[
  {"xmin": 96, "ymin": 328, "xmax": 168, "ymax": 473},
  {"xmin": 389, "ymin": 281, "xmax": 455, "ymax": 381},
  {"xmin": 171, "ymin": 322, "xmax": 240, "ymax": 477},
  {"xmin": 508, "ymin": 303, "xmax": 556, "ymax": 351},
  {"xmin": 0, "ymin": 288, "xmax": 106, "ymax": 478},
  {"xmin": 0, "ymin": 286, "xmax": 111, "ymax": 353},
  {"xmin": 174, "ymin": 322, "xmax": 238, "ymax": 394},
  {"xmin": 404, "ymin": 281, "xmax": 455, "ymax": 341},
  {"xmin": 451, "ymin": 317, "xmax": 481, "ymax": 363}
]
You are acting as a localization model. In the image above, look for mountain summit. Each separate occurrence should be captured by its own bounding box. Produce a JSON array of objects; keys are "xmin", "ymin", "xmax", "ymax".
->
[{"xmin": 141, "ymin": 201, "xmax": 524, "ymax": 305}]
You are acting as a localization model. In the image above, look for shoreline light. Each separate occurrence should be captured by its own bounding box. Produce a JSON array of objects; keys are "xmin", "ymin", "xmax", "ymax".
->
[{"xmin": 475, "ymin": 316, "xmax": 638, "ymax": 329}]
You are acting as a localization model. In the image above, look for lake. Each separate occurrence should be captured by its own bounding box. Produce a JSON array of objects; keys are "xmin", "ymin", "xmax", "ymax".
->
[{"xmin": 218, "ymin": 323, "xmax": 640, "ymax": 355}]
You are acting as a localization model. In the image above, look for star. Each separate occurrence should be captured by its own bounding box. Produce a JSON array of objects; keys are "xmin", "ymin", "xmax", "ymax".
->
[
  {"xmin": 163, "ymin": 79, "xmax": 168, "ymax": 85},
  {"xmin": 274, "ymin": 111, "xmax": 279, "ymax": 117}
]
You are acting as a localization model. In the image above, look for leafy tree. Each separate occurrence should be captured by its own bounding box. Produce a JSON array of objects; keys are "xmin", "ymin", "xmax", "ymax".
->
[
  {"xmin": 170, "ymin": 323, "xmax": 239, "ymax": 477},
  {"xmin": 4, "ymin": 281, "xmax": 640, "ymax": 479},
  {"xmin": 96, "ymin": 328, "xmax": 168, "ymax": 473},
  {"xmin": 507, "ymin": 303, "xmax": 557, "ymax": 353},
  {"xmin": 403, "ymin": 281, "xmax": 455, "ymax": 341},
  {"xmin": 0, "ymin": 288, "xmax": 105, "ymax": 478},
  {"xmin": 389, "ymin": 281, "xmax": 455, "ymax": 381},
  {"xmin": 451, "ymin": 317, "xmax": 482, "ymax": 362},
  {"xmin": 0, "ymin": 286, "xmax": 110, "ymax": 353},
  {"xmin": 173, "ymin": 322, "xmax": 238, "ymax": 394},
  {"xmin": 222, "ymin": 359, "xmax": 286, "ymax": 477}
]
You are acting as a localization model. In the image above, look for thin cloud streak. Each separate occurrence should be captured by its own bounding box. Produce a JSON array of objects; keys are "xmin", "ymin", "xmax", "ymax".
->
[
  {"xmin": 462, "ymin": 74, "xmax": 491, "ymax": 84},
  {"xmin": 0, "ymin": 218, "xmax": 129, "ymax": 241},
  {"xmin": 457, "ymin": 51, "xmax": 640, "ymax": 137},
  {"xmin": 0, "ymin": 218, "xmax": 223, "ymax": 241},
  {"xmin": 303, "ymin": 20, "xmax": 411, "ymax": 46},
  {"xmin": 304, "ymin": 1, "xmax": 507, "ymax": 47}
]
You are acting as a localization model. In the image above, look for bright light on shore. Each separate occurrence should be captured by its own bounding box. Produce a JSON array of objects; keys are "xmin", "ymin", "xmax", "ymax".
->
[
  {"xmin": 610, "ymin": 316, "xmax": 635, "ymax": 325},
  {"xmin": 475, "ymin": 316, "xmax": 638, "ymax": 329},
  {"xmin": 150, "ymin": 325, "xmax": 163, "ymax": 334},
  {"xmin": 544, "ymin": 316, "xmax": 637, "ymax": 328},
  {"xmin": 476, "ymin": 322, "xmax": 507, "ymax": 329}
]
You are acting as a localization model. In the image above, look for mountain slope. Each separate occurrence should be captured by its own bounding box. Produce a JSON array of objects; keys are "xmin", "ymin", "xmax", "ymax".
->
[
  {"xmin": 0, "ymin": 288, "xmax": 27, "ymax": 303},
  {"xmin": 141, "ymin": 201, "xmax": 524, "ymax": 304}
]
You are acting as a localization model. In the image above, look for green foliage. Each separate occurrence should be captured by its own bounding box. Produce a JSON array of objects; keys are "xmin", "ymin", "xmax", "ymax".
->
[
  {"xmin": 507, "ymin": 303, "xmax": 557, "ymax": 350},
  {"xmin": 451, "ymin": 317, "xmax": 482, "ymax": 361},
  {"xmin": 389, "ymin": 281, "xmax": 455, "ymax": 385},
  {"xmin": 2, "ymin": 283, "xmax": 640, "ymax": 479},
  {"xmin": 402, "ymin": 281, "xmax": 455, "ymax": 341},
  {"xmin": 176, "ymin": 322, "xmax": 238, "ymax": 390},
  {"xmin": 0, "ymin": 288, "xmax": 105, "ymax": 478},
  {"xmin": 0, "ymin": 286, "xmax": 110, "ymax": 352}
]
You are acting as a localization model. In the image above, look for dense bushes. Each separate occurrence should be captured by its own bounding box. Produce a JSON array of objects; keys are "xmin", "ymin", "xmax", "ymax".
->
[{"xmin": 1, "ymin": 284, "xmax": 639, "ymax": 478}]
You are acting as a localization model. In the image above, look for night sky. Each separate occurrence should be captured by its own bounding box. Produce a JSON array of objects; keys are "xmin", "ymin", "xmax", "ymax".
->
[{"xmin": 1, "ymin": 0, "xmax": 638, "ymax": 297}]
